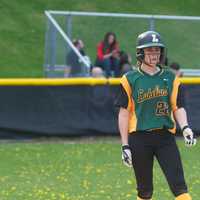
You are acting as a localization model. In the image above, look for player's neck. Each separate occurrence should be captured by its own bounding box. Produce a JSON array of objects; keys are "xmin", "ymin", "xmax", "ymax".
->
[{"xmin": 141, "ymin": 63, "xmax": 160, "ymax": 75}]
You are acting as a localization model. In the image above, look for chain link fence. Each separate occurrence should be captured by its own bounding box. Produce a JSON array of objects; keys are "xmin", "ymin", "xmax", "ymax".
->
[{"xmin": 44, "ymin": 11, "xmax": 200, "ymax": 77}]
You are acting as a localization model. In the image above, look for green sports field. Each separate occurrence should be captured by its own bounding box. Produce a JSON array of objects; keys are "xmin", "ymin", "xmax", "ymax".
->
[{"xmin": 0, "ymin": 137, "xmax": 199, "ymax": 200}]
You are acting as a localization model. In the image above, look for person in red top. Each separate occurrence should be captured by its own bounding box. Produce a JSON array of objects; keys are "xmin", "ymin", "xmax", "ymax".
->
[{"xmin": 95, "ymin": 32, "xmax": 120, "ymax": 77}]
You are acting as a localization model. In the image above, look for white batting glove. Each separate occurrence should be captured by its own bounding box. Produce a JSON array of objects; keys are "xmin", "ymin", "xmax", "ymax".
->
[
  {"xmin": 182, "ymin": 126, "xmax": 197, "ymax": 147},
  {"xmin": 122, "ymin": 145, "xmax": 132, "ymax": 167}
]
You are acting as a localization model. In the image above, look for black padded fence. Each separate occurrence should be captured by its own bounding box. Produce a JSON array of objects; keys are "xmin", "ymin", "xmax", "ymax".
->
[{"xmin": 0, "ymin": 85, "xmax": 199, "ymax": 138}]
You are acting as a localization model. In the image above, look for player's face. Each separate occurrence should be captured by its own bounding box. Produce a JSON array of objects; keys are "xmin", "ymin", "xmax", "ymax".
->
[{"xmin": 143, "ymin": 47, "xmax": 161, "ymax": 67}]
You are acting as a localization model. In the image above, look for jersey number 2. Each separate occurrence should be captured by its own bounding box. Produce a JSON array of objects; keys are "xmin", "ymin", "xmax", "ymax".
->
[{"xmin": 156, "ymin": 101, "xmax": 169, "ymax": 116}]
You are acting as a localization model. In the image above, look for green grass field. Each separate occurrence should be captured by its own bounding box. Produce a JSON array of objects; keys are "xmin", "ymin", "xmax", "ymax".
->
[
  {"xmin": 1, "ymin": 0, "xmax": 200, "ymax": 77},
  {"xmin": 0, "ymin": 137, "xmax": 199, "ymax": 200}
]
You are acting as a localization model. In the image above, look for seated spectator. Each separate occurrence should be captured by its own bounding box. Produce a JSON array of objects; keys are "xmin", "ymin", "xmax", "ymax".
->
[
  {"xmin": 65, "ymin": 39, "xmax": 91, "ymax": 77},
  {"xmin": 169, "ymin": 62, "xmax": 183, "ymax": 77},
  {"xmin": 119, "ymin": 51, "xmax": 133, "ymax": 76},
  {"xmin": 95, "ymin": 32, "xmax": 120, "ymax": 77},
  {"xmin": 91, "ymin": 67, "xmax": 105, "ymax": 78}
]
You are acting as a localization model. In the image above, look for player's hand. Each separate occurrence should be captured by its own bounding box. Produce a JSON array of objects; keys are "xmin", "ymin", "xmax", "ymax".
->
[
  {"xmin": 122, "ymin": 145, "xmax": 132, "ymax": 167},
  {"xmin": 183, "ymin": 127, "xmax": 197, "ymax": 147}
]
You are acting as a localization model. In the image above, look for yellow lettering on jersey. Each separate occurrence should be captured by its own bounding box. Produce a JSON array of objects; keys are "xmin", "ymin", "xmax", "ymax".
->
[{"xmin": 138, "ymin": 85, "xmax": 168, "ymax": 103}]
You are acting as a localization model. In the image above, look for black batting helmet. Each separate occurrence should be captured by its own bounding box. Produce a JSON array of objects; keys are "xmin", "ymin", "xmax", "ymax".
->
[{"xmin": 136, "ymin": 31, "xmax": 166, "ymax": 64}]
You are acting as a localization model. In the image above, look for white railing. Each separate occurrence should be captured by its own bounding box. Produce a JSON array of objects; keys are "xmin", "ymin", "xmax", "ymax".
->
[
  {"xmin": 47, "ymin": 11, "xmax": 200, "ymax": 21},
  {"xmin": 181, "ymin": 69, "xmax": 200, "ymax": 77}
]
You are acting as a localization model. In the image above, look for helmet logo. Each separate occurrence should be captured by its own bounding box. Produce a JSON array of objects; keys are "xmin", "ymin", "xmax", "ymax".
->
[{"xmin": 152, "ymin": 34, "xmax": 159, "ymax": 43}]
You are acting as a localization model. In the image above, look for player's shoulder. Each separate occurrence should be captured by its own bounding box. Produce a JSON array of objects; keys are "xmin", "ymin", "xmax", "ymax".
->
[
  {"xmin": 124, "ymin": 68, "xmax": 141, "ymax": 81},
  {"xmin": 161, "ymin": 67, "xmax": 176, "ymax": 80},
  {"xmin": 162, "ymin": 67, "xmax": 174, "ymax": 74},
  {"xmin": 120, "ymin": 69, "xmax": 140, "ymax": 86}
]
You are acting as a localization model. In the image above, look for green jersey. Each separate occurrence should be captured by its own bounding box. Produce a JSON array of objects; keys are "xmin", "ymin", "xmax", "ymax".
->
[{"xmin": 120, "ymin": 67, "xmax": 180, "ymax": 134}]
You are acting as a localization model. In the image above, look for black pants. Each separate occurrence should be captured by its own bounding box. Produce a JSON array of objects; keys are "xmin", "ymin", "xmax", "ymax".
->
[{"xmin": 128, "ymin": 130, "xmax": 188, "ymax": 199}]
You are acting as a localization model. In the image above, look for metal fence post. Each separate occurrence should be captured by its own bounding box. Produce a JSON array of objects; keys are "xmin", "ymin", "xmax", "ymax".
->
[
  {"xmin": 65, "ymin": 14, "xmax": 72, "ymax": 60},
  {"xmin": 149, "ymin": 17, "xmax": 155, "ymax": 31},
  {"xmin": 49, "ymin": 21, "xmax": 57, "ymax": 73},
  {"xmin": 44, "ymin": 16, "xmax": 50, "ymax": 77},
  {"xmin": 66, "ymin": 14, "xmax": 72, "ymax": 39}
]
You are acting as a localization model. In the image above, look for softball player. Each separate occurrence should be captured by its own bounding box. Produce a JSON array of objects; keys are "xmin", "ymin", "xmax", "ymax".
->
[{"xmin": 116, "ymin": 31, "xmax": 197, "ymax": 200}]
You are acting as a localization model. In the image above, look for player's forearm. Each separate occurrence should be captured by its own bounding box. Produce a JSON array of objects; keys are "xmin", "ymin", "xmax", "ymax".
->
[
  {"xmin": 174, "ymin": 107, "xmax": 189, "ymax": 129},
  {"xmin": 118, "ymin": 108, "xmax": 129, "ymax": 145}
]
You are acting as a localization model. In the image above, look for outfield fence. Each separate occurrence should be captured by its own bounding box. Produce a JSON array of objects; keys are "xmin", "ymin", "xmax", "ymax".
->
[{"xmin": 0, "ymin": 78, "xmax": 199, "ymax": 138}]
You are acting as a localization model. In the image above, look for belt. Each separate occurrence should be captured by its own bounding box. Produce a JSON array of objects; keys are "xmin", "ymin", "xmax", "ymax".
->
[{"xmin": 130, "ymin": 127, "xmax": 172, "ymax": 135}]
